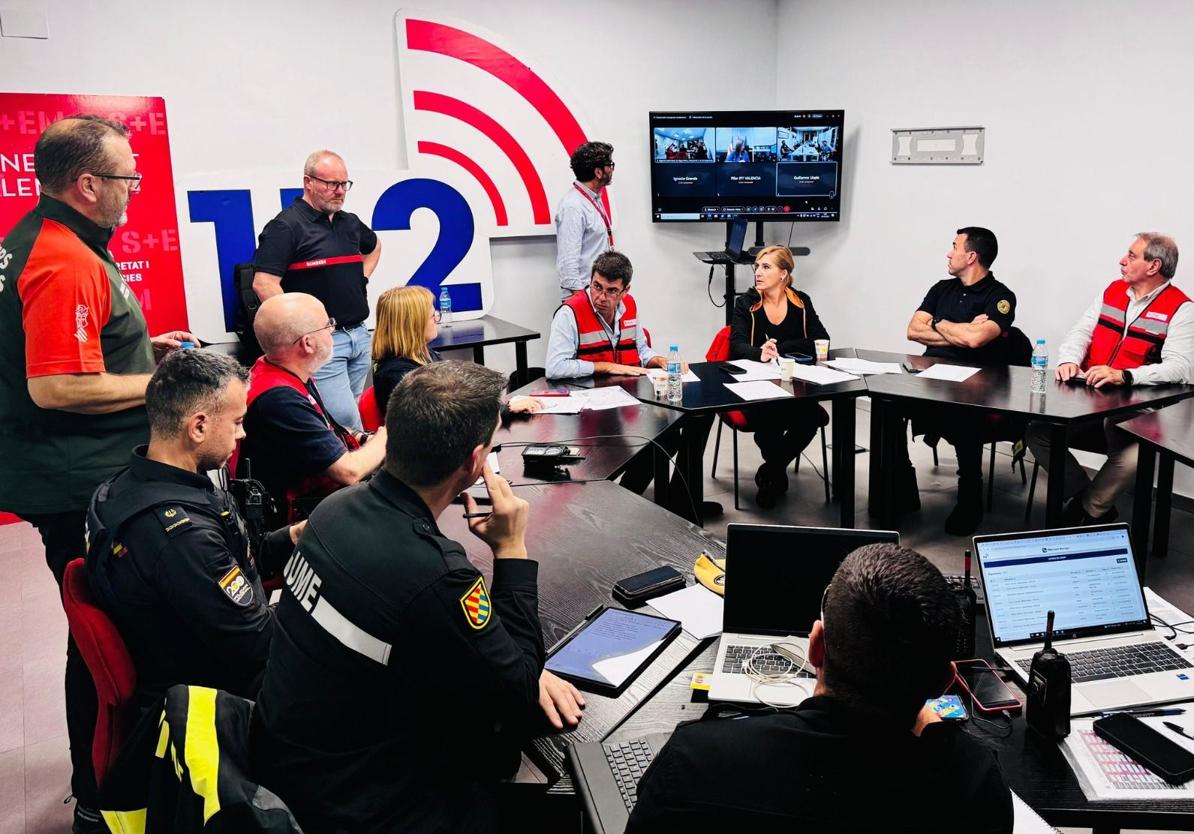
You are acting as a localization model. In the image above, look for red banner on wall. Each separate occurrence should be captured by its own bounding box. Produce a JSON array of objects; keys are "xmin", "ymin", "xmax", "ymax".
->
[{"xmin": 0, "ymin": 92, "xmax": 189, "ymax": 332}]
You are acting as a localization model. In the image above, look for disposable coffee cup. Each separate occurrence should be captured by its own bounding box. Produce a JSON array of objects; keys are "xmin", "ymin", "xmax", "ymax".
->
[
  {"xmin": 814, "ymin": 339, "xmax": 830, "ymax": 362},
  {"xmin": 779, "ymin": 357, "xmax": 796, "ymax": 380},
  {"xmin": 652, "ymin": 373, "xmax": 669, "ymax": 398}
]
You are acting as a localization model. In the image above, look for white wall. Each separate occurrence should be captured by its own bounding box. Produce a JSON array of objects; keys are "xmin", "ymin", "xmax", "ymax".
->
[
  {"xmin": 1, "ymin": 0, "xmax": 779, "ymax": 371},
  {"xmin": 775, "ymin": 0, "xmax": 1194, "ymax": 493}
]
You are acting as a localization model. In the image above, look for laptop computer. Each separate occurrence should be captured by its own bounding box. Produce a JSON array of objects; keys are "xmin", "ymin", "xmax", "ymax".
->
[
  {"xmin": 696, "ymin": 216, "xmax": 748, "ymax": 264},
  {"xmin": 973, "ymin": 523, "xmax": 1194, "ymax": 715},
  {"xmin": 708, "ymin": 524, "xmax": 899, "ymax": 706}
]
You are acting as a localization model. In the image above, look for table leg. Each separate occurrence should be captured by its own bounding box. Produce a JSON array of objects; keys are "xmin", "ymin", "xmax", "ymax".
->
[
  {"xmin": 515, "ymin": 341, "xmax": 528, "ymax": 377},
  {"xmin": 1043, "ymin": 424, "xmax": 1067, "ymax": 527},
  {"xmin": 831, "ymin": 398, "xmax": 856, "ymax": 528},
  {"xmin": 867, "ymin": 398, "xmax": 899, "ymax": 529},
  {"xmin": 1153, "ymin": 453, "xmax": 1174, "ymax": 561},
  {"xmin": 679, "ymin": 419, "xmax": 706, "ymax": 525},
  {"xmin": 473, "ymin": 345, "xmax": 486, "ymax": 366},
  {"xmin": 1131, "ymin": 447, "xmax": 1155, "ymax": 579},
  {"xmin": 653, "ymin": 434, "xmax": 669, "ymax": 508},
  {"xmin": 866, "ymin": 399, "xmax": 884, "ymax": 517}
]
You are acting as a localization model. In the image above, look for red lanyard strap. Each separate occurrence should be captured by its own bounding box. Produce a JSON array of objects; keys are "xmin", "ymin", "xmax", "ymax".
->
[{"xmin": 573, "ymin": 184, "xmax": 613, "ymax": 247}]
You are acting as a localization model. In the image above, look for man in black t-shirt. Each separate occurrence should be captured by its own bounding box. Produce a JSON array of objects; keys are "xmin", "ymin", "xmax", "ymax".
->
[
  {"xmin": 900, "ymin": 227, "xmax": 1018, "ymax": 535},
  {"xmin": 252, "ymin": 150, "xmax": 382, "ymax": 432},
  {"xmin": 628, "ymin": 544, "xmax": 1012, "ymax": 833}
]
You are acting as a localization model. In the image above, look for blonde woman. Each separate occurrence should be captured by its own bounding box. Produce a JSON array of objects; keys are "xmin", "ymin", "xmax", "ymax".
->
[
  {"xmin": 371, "ymin": 286, "xmax": 541, "ymax": 420},
  {"xmin": 729, "ymin": 245, "xmax": 831, "ymax": 508}
]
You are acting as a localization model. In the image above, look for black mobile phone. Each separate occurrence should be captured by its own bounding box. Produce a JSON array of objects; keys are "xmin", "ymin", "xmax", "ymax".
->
[
  {"xmin": 612, "ymin": 565, "xmax": 685, "ymax": 606},
  {"xmin": 1094, "ymin": 713, "xmax": 1194, "ymax": 785},
  {"xmin": 784, "ymin": 353, "xmax": 815, "ymax": 365},
  {"xmin": 952, "ymin": 659, "xmax": 1023, "ymax": 713},
  {"xmin": 901, "ymin": 361, "xmax": 921, "ymax": 374},
  {"xmin": 721, "ymin": 364, "xmax": 747, "ymax": 375}
]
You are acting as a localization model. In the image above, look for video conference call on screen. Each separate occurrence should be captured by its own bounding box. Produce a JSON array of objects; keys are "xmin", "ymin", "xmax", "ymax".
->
[{"xmin": 650, "ymin": 109, "xmax": 845, "ymax": 222}]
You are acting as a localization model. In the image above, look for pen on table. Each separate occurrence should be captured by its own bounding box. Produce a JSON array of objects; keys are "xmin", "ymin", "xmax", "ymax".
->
[
  {"xmin": 1099, "ymin": 707, "xmax": 1185, "ymax": 718},
  {"xmin": 1164, "ymin": 721, "xmax": 1194, "ymax": 741}
]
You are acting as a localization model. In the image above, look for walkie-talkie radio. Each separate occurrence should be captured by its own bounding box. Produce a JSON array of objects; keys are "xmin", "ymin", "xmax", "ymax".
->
[
  {"xmin": 953, "ymin": 550, "xmax": 977, "ymax": 659},
  {"xmin": 1027, "ymin": 609, "xmax": 1071, "ymax": 740}
]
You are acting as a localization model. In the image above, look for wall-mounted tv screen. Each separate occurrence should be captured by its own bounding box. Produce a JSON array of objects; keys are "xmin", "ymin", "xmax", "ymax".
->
[{"xmin": 650, "ymin": 110, "xmax": 845, "ymax": 222}]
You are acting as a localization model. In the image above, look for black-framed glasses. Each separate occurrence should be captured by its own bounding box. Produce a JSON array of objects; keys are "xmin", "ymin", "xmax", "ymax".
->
[
  {"xmin": 293, "ymin": 317, "xmax": 336, "ymax": 344},
  {"xmin": 307, "ymin": 174, "xmax": 353, "ymax": 192},
  {"xmin": 93, "ymin": 172, "xmax": 143, "ymax": 193},
  {"xmin": 590, "ymin": 281, "xmax": 625, "ymax": 298}
]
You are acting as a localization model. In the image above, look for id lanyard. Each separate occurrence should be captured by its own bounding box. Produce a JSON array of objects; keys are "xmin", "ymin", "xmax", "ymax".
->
[{"xmin": 573, "ymin": 183, "xmax": 614, "ymax": 248}]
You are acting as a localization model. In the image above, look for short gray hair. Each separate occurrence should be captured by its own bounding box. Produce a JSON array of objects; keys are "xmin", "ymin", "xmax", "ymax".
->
[
  {"xmin": 146, "ymin": 349, "xmax": 248, "ymax": 439},
  {"xmin": 384, "ymin": 361, "xmax": 506, "ymax": 486},
  {"xmin": 304, "ymin": 149, "xmax": 343, "ymax": 176},
  {"xmin": 1137, "ymin": 232, "xmax": 1179, "ymax": 280},
  {"xmin": 34, "ymin": 115, "xmax": 129, "ymax": 194}
]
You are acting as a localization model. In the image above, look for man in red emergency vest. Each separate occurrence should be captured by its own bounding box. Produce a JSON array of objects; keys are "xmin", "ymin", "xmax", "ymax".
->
[
  {"xmin": 237, "ymin": 293, "xmax": 387, "ymax": 526},
  {"xmin": 1027, "ymin": 233, "xmax": 1193, "ymax": 524}
]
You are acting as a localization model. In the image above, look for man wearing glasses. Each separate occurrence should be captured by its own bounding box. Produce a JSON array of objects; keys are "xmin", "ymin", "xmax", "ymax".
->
[
  {"xmin": 0, "ymin": 114, "xmax": 195, "ymax": 833},
  {"xmin": 237, "ymin": 292, "xmax": 387, "ymax": 528},
  {"xmin": 252, "ymin": 150, "xmax": 382, "ymax": 432},
  {"xmin": 554, "ymin": 141, "xmax": 615, "ymax": 299}
]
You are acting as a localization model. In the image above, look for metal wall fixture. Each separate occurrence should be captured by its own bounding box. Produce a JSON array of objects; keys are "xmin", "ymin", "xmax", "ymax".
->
[{"xmin": 891, "ymin": 127, "xmax": 984, "ymax": 164}]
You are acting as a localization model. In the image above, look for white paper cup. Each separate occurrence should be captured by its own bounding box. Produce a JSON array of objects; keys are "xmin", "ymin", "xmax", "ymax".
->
[
  {"xmin": 652, "ymin": 374, "xmax": 669, "ymax": 398},
  {"xmin": 779, "ymin": 357, "xmax": 796, "ymax": 380},
  {"xmin": 814, "ymin": 339, "xmax": 830, "ymax": 362}
]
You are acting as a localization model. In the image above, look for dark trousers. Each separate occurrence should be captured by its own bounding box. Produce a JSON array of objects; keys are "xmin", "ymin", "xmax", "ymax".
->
[
  {"xmin": 901, "ymin": 406, "xmax": 986, "ymax": 484},
  {"xmin": 620, "ymin": 414, "xmax": 715, "ymax": 516},
  {"xmin": 748, "ymin": 402, "xmax": 825, "ymax": 471},
  {"xmin": 19, "ymin": 511, "xmax": 98, "ymax": 807}
]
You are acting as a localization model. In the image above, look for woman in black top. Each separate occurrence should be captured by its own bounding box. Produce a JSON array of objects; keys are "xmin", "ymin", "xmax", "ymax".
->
[
  {"xmin": 371, "ymin": 286, "xmax": 541, "ymax": 423},
  {"xmin": 729, "ymin": 245, "xmax": 831, "ymax": 508}
]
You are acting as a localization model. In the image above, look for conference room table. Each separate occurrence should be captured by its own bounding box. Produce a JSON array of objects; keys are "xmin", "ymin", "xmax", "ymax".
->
[
  {"xmin": 430, "ymin": 314, "xmax": 541, "ymax": 377},
  {"xmin": 857, "ymin": 348, "xmax": 1194, "ymax": 544},
  {"xmin": 566, "ymin": 357, "xmax": 870, "ymax": 527},
  {"xmin": 1119, "ymin": 399, "xmax": 1194, "ymax": 562}
]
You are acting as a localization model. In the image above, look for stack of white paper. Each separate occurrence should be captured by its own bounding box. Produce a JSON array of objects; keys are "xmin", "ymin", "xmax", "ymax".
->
[
  {"xmin": 826, "ymin": 357, "xmax": 904, "ymax": 375},
  {"xmin": 789, "ymin": 364, "xmax": 859, "ymax": 385},
  {"xmin": 569, "ymin": 386, "xmax": 642, "ymax": 411},
  {"xmin": 727, "ymin": 359, "xmax": 781, "ymax": 381},
  {"xmin": 648, "ymin": 583, "xmax": 724, "ymax": 639},
  {"xmin": 917, "ymin": 364, "xmax": 980, "ymax": 382},
  {"xmin": 724, "ymin": 380, "xmax": 794, "ymax": 401}
]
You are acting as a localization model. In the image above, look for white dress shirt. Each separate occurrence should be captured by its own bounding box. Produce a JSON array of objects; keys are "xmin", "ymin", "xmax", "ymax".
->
[{"xmin": 553, "ymin": 182, "xmax": 612, "ymax": 298}]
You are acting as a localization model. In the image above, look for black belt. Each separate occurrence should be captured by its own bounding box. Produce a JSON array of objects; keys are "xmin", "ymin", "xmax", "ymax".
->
[{"xmin": 336, "ymin": 321, "xmax": 366, "ymax": 332}]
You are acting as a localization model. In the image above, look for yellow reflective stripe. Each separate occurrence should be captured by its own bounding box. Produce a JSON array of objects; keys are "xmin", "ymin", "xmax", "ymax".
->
[
  {"xmin": 154, "ymin": 714, "xmax": 170, "ymax": 759},
  {"xmin": 182, "ymin": 686, "xmax": 222, "ymax": 823},
  {"xmin": 100, "ymin": 808, "xmax": 146, "ymax": 834}
]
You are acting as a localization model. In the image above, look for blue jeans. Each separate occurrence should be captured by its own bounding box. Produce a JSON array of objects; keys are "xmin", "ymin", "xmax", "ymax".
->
[{"xmin": 312, "ymin": 323, "xmax": 371, "ymax": 431}]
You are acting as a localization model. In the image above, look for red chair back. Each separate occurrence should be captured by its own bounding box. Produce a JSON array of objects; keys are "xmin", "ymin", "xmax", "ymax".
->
[
  {"xmin": 642, "ymin": 327, "xmax": 652, "ymax": 349},
  {"xmin": 358, "ymin": 386, "xmax": 383, "ymax": 431},
  {"xmin": 61, "ymin": 559, "xmax": 137, "ymax": 786},
  {"xmin": 704, "ymin": 327, "xmax": 750, "ymax": 429}
]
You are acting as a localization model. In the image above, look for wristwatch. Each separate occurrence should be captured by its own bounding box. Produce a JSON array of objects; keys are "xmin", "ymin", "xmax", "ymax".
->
[
  {"xmin": 1121, "ymin": 369, "xmax": 1134, "ymax": 386},
  {"xmin": 931, "ymin": 317, "xmax": 942, "ymax": 333}
]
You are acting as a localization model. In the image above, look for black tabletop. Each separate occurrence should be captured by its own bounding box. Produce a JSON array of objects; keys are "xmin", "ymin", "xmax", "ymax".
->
[
  {"xmin": 856, "ymin": 348, "xmax": 1194, "ymax": 424},
  {"xmin": 430, "ymin": 314, "xmax": 540, "ymax": 352},
  {"xmin": 1118, "ymin": 400, "xmax": 1194, "ymax": 468},
  {"xmin": 494, "ymin": 386, "xmax": 680, "ymax": 486},
  {"xmin": 566, "ymin": 360, "xmax": 868, "ymax": 415}
]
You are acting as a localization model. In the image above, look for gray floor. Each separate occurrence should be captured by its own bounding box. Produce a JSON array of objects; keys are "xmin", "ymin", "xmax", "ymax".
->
[{"xmin": 2, "ymin": 399, "xmax": 1191, "ymax": 832}]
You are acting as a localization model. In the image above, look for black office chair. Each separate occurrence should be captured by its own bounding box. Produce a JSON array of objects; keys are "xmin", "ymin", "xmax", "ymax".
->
[{"xmin": 507, "ymin": 366, "xmax": 546, "ymax": 393}]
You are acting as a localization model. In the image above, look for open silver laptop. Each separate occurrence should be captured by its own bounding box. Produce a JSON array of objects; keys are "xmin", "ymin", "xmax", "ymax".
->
[
  {"xmin": 974, "ymin": 524, "xmax": 1194, "ymax": 716},
  {"xmin": 709, "ymin": 524, "xmax": 898, "ymax": 706}
]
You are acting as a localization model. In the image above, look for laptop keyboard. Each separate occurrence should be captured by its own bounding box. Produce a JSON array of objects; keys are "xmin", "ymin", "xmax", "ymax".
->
[
  {"xmin": 721, "ymin": 643, "xmax": 794, "ymax": 674},
  {"xmin": 603, "ymin": 739, "xmax": 657, "ymax": 811},
  {"xmin": 1015, "ymin": 641, "xmax": 1193, "ymax": 683}
]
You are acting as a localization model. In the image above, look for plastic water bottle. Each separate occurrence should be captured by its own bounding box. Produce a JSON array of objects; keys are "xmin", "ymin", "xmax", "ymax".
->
[
  {"xmin": 666, "ymin": 344, "xmax": 683, "ymax": 403},
  {"xmin": 1030, "ymin": 339, "xmax": 1048, "ymax": 394},
  {"xmin": 438, "ymin": 287, "xmax": 453, "ymax": 327}
]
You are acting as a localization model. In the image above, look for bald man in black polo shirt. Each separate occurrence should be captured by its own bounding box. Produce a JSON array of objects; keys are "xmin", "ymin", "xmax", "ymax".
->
[
  {"xmin": 252, "ymin": 150, "xmax": 381, "ymax": 433},
  {"xmin": 900, "ymin": 227, "xmax": 1017, "ymax": 535}
]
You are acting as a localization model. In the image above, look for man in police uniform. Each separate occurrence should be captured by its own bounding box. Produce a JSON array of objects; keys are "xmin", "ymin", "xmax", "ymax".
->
[
  {"xmin": 86, "ymin": 349, "xmax": 303, "ymax": 708},
  {"xmin": 0, "ymin": 114, "xmax": 194, "ymax": 831},
  {"xmin": 1027, "ymin": 233, "xmax": 1193, "ymax": 524},
  {"xmin": 901, "ymin": 226, "xmax": 1018, "ymax": 535},
  {"xmin": 251, "ymin": 361, "xmax": 584, "ymax": 833},
  {"xmin": 252, "ymin": 149, "xmax": 382, "ymax": 431}
]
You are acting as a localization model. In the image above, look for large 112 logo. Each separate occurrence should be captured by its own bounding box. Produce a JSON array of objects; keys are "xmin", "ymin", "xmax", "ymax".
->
[{"xmin": 182, "ymin": 11, "xmax": 613, "ymax": 339}]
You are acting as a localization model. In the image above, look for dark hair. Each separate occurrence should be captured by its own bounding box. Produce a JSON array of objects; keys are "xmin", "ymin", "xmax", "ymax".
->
[
  {"xmin": 384, "ymin": 361, "xmax": 507, "ymax": 486},
  {"xmin": 569, "ymin": 141, "xmax": 613, "ymax": 181},
  {"xmin": 956, "ymin": 226, "xmax": 998, "ymax": 269},
  {"xmin": 34, "ymin": 115, "xmax": 129, "ymax": 195},
  {"xmin": 821, "ymin": 544, "xmax": 959, "ymax": 725},
  {"xmin": 1137, "ymin": 232, "xmax": 1179, "ymax": 280},
  {"xmin": 591, "ymin": 250, "xmax": 633, "ymax": 286},
  {"xmin": 146, "ymin": 349, "xmax": 249, "ymax": 439}
]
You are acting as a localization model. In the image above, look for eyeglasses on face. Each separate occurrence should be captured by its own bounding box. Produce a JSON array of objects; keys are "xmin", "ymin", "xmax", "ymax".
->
[
  {"xmin": 293, "ymin": 317, "xmax": 336, "ymax": 344},
  {"xmin": 590, "ymin": 282, "xmax": 625, "ymax": 298},
  {"xmin": 92, "ymin": 172, "xmax": 143, "ymax": 193},
  {"xmin": 307, "ymin": 174, "xmax": 353, "ymax": 192}
]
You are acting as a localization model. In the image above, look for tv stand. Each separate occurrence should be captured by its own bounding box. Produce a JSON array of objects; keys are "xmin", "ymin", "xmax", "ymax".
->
[{"xmin": 692, "ymin": 220, "xmax": 811, "ymax": 325}]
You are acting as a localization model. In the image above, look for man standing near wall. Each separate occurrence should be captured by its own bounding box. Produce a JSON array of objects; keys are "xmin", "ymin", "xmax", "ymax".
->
[
  {"xmin": 252, "ymin": 150, "xmax": 382, "ymax": 432},
  {"xmin": 554, "ymin": 141, "xmax": 614, "ymax": 299},
  {"xmin": 1027, "ymin": 233, "xmax": 1193, "ymax": 524},
  {"xmin": 0, "ymin": 114, "xmax": 194, "ymax": 833}
]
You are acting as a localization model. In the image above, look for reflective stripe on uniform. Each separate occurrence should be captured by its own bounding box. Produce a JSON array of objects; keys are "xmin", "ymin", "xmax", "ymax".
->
[
  {"xmin": 310, "ymin": 595, "xmax": 393, "ymax": 666},
  {"xmin": 183, "ymin": 686, "xmax": 222, "ymax": 824}
]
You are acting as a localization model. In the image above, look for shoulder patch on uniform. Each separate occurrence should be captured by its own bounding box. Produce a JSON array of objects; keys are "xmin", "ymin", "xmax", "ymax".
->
[
  {"xmin": 460, "ymin": 576, "xmax": 492, "ymax": 630},
  {"xmin": 157, "ymin": 506, "xmax": 192, "ymax": 535},
  {"xmin": 219, "ymin": 566, "xmax": 254, "ymax": 606},
  {"xmin": 997, "ymin": 299, "xmax": 1011, "ymax": 315}
]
